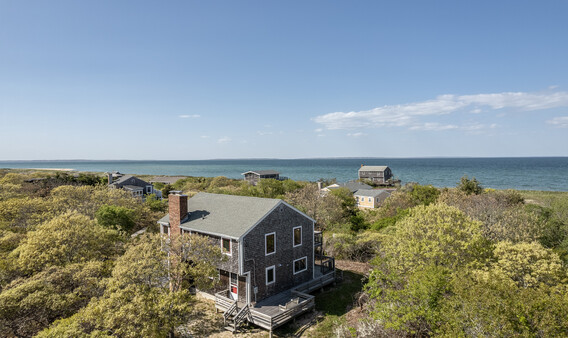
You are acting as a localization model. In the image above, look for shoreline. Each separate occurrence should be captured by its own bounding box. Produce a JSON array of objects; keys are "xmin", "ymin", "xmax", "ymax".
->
[{"xmin": 26, "ymin": 168, "xmax": 75, "ymax": 171}]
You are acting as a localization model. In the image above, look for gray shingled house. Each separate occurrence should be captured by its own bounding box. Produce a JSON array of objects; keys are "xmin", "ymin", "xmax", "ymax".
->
[
  {"xmin": 108, "ymin": 174, "xmax": 155, "ymax": 199},
  {"xmin": 358, "ymin": 165, "xmax": 393, "ymax": 184},
  {"xmin": 158, "ymin": 192, "xmax": 336, "ymax": 334},
  {"xmin": 241, "ymin": 170, "xmax": 280, "ymax": 185}
]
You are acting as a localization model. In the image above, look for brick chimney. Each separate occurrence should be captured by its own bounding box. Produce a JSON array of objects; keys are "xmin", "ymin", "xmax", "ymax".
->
[{"xmin": 168, "ymin": 192, "xmax": 188, "ymax": 237}]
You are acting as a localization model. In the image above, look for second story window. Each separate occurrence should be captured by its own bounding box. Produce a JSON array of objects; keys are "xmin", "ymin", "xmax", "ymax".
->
[
  {"xmin": 222, "ymin": 238, "xmax": 231, "ymax": 255},
  {"xmin": 293, "ymin": 226, "xmax": 302, "ymax": 247},
  {"xmin": 265, "ymin": 232, "xmax": 275, "ymax": 255}
]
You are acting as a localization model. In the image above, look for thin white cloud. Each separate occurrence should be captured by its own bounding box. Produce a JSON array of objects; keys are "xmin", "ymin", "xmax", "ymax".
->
[
  {"xmin": 217, "ymin": 136, "xmax": 231, "ymax": 144},
  {"xmin": 547, "ymin": 116, "xmax": 568, "ymax": 128},
  {"xmin": 314, "ymin": 128, "xmax": 323, "ymax": 133},
  {"xmin": 409, "ymin": 123, "xmax": 459, "ymax": 131},
  {"xmin": 200, "ymin": 135, "xmax": 210, "ymax": 139},
  {"xmin": 347, "ymin": 132, "xmax": 366, "ymax": 137},
  {"xmin": 313, "ymin": 90, "xmax": 568, "ymax": 131},
  {"xmin": 257, "ymin": 131, "xmax": 273, "ymax": 136},
  {"xmin": 179, "ymin": 114, "xmax": 201, "ymax": 118}
]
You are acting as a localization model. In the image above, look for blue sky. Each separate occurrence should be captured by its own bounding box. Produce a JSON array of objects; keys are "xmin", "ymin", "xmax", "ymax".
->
[{"xmin": 1, "ymin": 1, "xmax": 567, "ymax": 160}]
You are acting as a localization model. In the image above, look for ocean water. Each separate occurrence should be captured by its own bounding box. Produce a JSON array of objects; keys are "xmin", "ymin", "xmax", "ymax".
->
[{"xmin": 0, "ymin": 157, "xmax": 567, "ymax": 191}]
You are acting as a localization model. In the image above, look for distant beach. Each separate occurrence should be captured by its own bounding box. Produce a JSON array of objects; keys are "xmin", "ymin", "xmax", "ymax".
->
[{"xmin": 27, "ymin": 168, "xmax": 75, "ymax": 171}]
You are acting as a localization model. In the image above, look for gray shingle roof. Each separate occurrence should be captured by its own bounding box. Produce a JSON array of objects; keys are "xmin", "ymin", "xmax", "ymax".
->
[
  {"xmin": 358, "ymin": 165, "xmax": 389, "ymax": 172},
  {"xmin": 158, "ymin": 192, "xmax": 285, "ymax": 239},
  {"xmin": 354, "ymin": 189, "xmax": 391, "ymax": 198},
  {"xmin": 241, "ymin": 170, "xmax": 279, "ymax": 176},
  {"xmin": 326, "ymin": 181, "xmax": 373, "ymax": 193}
]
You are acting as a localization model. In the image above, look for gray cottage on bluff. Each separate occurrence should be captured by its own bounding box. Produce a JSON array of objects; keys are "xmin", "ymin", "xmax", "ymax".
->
[
  {"xmin": 158, "ymin": 192, "xmax": 336, "ymax": 334},
  {"xmin": 242, "ymin": 170, "xmax": 280, "ymax": 185},
  {"xmin": 108, "ymin": 174, "xmax": 156, "ymax": 199},
  {"xmin": 358, "ymin": 165, "xmax": 393, "ymax": 184}
]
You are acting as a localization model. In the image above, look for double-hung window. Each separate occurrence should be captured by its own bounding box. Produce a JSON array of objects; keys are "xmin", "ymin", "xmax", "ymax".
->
[
  {"xmin": 222, "ymin": 238, "xmax": 231, "ymax": 255},
  {"xmin": 265, "ymin": 232, "xmax": 275, "ymax": 255},
  {"xmin": 293, "ymin": 226, "xmax": 302, "ymax": 247},
  {"xmin": 293, "ymin": 257, "xmax": 307, "ymax": 274},
  {"xmin": 266, "ymin": 265, "xmax": 275, "ymax": 285}
]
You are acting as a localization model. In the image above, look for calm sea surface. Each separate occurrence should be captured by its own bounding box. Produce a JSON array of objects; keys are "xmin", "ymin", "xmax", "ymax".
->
[{"xmin": 0, "ymin": 158, "xmax": 567, "ymax": 191}]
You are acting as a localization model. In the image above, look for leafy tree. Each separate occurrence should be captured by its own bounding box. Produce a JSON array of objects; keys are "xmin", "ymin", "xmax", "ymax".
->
[
  {"xmin": 17, "ymin": 212, "xmax": 121, "ymax": 273},
  {"xmin": 95, "ymin": 205, "xmax": 136, "ymax": 232},
  {"xmin": 144, "ymin": 193, "xmax": 167, "ymax": 212},
  {"xmin": 457, "ymin": 175, "xmax": 483, "ymax": 195},
  {"xmin": 479, "ymin": 241, "xmax": 566, "ymax": 288},
  {"xmin": 285, "ymin": 184, "xmax": 344, "ymax": 230},
  {"xmin": 381, "ymin": 203, "xmax": 490, "ymax": 273},
  {"xmin": 409, "ymin": 184, "xmax": 440, "ymax": 206},
  {"xmin": 39, "ymin": 234, "xmax": 223, "ymax": 337},
  {"xmin": 0, "ymin": 261, "xmax": 109, "ymax": 337}
]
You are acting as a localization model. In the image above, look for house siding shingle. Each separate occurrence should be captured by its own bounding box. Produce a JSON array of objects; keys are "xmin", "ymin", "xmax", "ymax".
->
[{"xmin": 241, "ymin": 203, "xmax": 313, "ymax": 302}]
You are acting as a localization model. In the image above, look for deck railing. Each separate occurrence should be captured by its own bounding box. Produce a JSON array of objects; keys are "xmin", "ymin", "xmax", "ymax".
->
[
  {"xmin": 249, "ymin": 292, "xmax": 315, "ymax": 330},
  {"xmin": 215, "ymin": 289, "xmax": 235, "ymax": 312}
]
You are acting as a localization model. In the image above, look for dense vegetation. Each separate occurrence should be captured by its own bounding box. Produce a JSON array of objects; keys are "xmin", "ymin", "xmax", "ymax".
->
[
  {"xmin": 1, "ymin": 169, "xmax": 567, "ymax": 337},
  {"xmin": 0, "ymin": 170, "xmax": 222, "ymax": 337}
]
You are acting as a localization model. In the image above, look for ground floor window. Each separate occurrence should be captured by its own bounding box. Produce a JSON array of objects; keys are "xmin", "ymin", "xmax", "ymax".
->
[
  {"xmin": 293, "ymin": 257, "xmax": 307, "ymax": 274},
  {"xmin": 266, "ymin": 265, "xmax": 275, "ymax": 285}
]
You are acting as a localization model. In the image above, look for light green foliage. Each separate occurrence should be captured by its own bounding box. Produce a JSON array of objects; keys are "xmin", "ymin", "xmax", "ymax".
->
[
  {"xmin": 383, "ymin": 203, "xmax": 489, "ymax": 273},
  {"xmin": 144, "ymin": 193, "xmax": 167, "ymax": 212},
  {"xmin": 0, "ymin": 197, "xmax": 51, "ymax": 231},
  {"xmin": 17, "ymin": 212, "xmax": 121, "ymax": 273},
  {"xmin": 457, "ymin": 175, "xmax": 483, "ymax": 195},
  {"xmin": 0, "ymin": 261, "xmax": 109, "ymax": 337},
  {"xmin": 95, "ymin": 205, "xmax": 136, "ymax": 232},
  {"xmin": 439, "ymin": 272, "xmax": 568, "ymax": 337},
  {"xmin": 285, "ymin": 184, "xmax": 344, "ymax": 230},
  {"xmin": 39, "ymin": 233, "xmax": 221, "ymax": 337},
  {"xmin": 479, "ymin": 241, "xmax": 566, "ymax": 288},
  {"xmin": 367, "ymin": 265, "xmax": 450, "ymax": 335},
  {"xmin": 325, "ymin": 231, "xmax": 384, "ymax": 261},
  {"xmin": 409, "ymin": 184, "xmax": 440, "ymax": 206}
]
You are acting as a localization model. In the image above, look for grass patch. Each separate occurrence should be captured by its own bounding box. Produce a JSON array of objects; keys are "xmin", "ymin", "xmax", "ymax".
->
[{"xmin": 315, "ymin": 270, "xmax": 366, "ymax": 315}]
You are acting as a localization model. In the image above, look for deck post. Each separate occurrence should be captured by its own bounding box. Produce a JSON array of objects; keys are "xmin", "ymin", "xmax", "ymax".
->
[{"xmin": 269, "ymin": 329, "xmax": 273, "ymax": 338}]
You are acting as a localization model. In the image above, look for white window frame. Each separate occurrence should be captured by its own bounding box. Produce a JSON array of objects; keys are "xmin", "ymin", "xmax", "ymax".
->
[
  {"xmin": 293, "ymin": 226, "xmax": 302, "ymax": 247},
  {"xmin": 146, "ymin": 185, "xmax": 152, "ymax": 194},
  {"xmin": 293, "ymin": 256, "xmax": 307, "ymax": 275},
  {"xmin": 221, "ymin": 238, "xmax": 232, "ymax": 256},
  {"xmin": 265, "ymin": 265, "xmax": 275, "ymax": 285},
  {"xmin": 265, "ymin": 232, "xmax": 276, "ymax": 256},
  {"xmin": 368, "ymin": 197, "xmax": 372, "ymax": 202}
]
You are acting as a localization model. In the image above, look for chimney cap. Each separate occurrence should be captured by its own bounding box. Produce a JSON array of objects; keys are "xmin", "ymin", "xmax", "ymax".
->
[{"xmin": 169, "ymin": 190, "xmax": 183, "ymax": 195}]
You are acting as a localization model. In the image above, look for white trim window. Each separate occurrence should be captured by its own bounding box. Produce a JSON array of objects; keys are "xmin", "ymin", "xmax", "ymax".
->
[
  {"xmin": 293, "ymin": 257, "xmax": 307, "ymax": 274},
  {"xmin": 146, "ymin": 185, "xmax": 153, "ymax": 194},
  {"xmin": 293, "ymin": 226, "xmax": 302, "ymax": 247},
  {"xmin": 265, "ymin": 232, "xmax": 276, "ymax": 256},
  {"xmin": 221, "ymin": 238, "xmax": 232, "ymax": 256},
  {"xmin": 266, "ymin": 265, "xmax": 275, "ymax": 285},
  {"xmin": 368, "ymin": 197, "xmax": 372, "ymax": 202}
]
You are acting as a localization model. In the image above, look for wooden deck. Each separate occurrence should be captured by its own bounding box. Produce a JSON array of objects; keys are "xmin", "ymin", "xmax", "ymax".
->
[{"xmin": 215, "ymin": 269, "xmax": 336, "ymax": 332}]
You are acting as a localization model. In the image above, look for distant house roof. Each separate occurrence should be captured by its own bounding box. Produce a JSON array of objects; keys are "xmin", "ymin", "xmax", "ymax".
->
[
  {"xmin": 149, "ymin": 176, "xmax": 186, "ymax": 185},
  {"xmin": 325, "ymin": 180, "xmax": 373, "ymax": 193},
  {"xmin": 158, "ymin": 192, "xmax": 312, "ymax": 240},
  {"xmin": 354, "ymin": 189, "xmax": 391, "ymax": 198},
  {"xmin": 241, "ymin": 170, "xmax": 280, "ymax": 176},
  {"xmin": 358, "ymin": 165, "xmax": 389, "ymax": 172},
  {"xmin": 122, "ymin": 185, "xmax": 144, "ymax": 191},
  {"xmin": 109, "ymin": 175, "xmax": 151, "ymax": 188}
]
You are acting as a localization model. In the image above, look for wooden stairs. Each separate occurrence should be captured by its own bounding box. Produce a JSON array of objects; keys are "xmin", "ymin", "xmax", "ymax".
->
[{"xmin": 223, "ymin": 302, "xmax": 251, "ymax": 333}]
